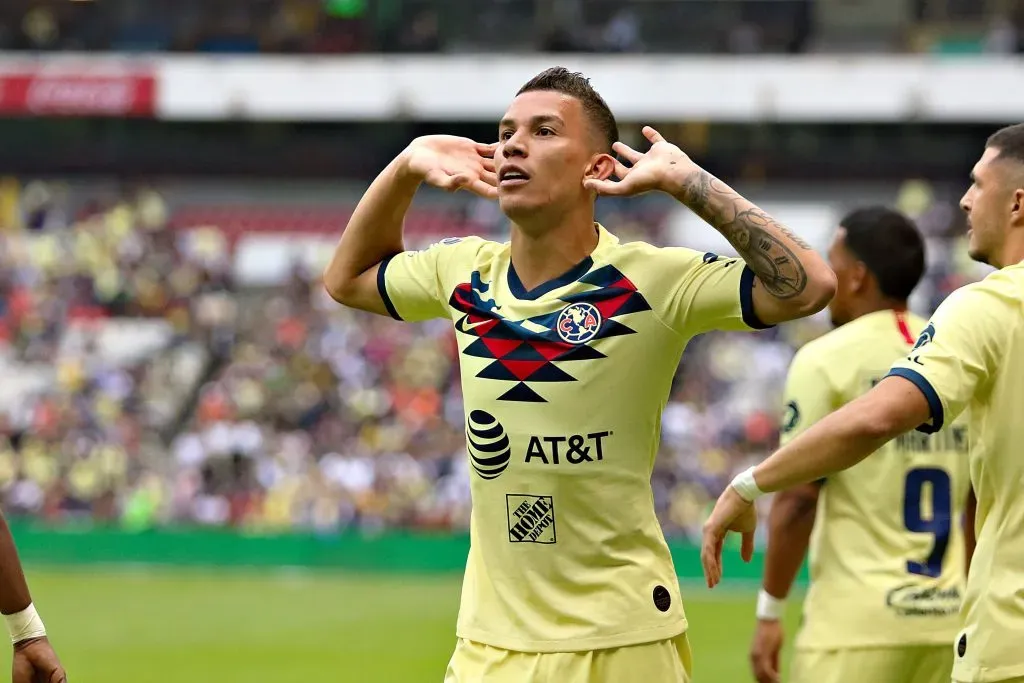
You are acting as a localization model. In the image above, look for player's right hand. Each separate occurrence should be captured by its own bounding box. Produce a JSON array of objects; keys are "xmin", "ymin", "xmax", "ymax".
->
[
  {"xmin": 401, "ymin": 135, "xmax": 498, "ymax": 200},
  {"xmin": 12, "ymin": 636, "xmax": 66, "ymax": 683},
  {"xmin": 749, "ymin": 619, "xmax": 784, "ymax": 683},
  {"xmin": 701, "ymin": 486, "xmax": 757, "ymax": 588}
]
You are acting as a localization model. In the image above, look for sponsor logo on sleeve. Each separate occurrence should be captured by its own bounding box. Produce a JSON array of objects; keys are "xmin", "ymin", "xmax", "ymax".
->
[
  {"xmin": 908, "ymin": 322, "xmax": 936, "ymax": 365},
  {"xmin": 913, "ymin": 323, "xmax": 935, "ymax": 351},
  {"xmin": 781, "ymin": 400, "xmax": 800, "ymax": 434}
]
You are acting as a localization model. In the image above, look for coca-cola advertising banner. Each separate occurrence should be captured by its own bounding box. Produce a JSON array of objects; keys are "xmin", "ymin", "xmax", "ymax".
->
[{"xmin": 0, "ymin": 70, "xmax": 156, "ymax": 117}]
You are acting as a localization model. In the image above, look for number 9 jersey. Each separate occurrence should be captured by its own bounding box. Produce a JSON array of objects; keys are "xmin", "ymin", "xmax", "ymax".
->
[{"xmin": 782, "ymin": 309, "xmax": 971, "ymax": 653}]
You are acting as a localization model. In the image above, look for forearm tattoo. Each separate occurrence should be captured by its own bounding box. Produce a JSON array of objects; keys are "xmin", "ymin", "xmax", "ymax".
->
[{"xmin": 681, "ymin": 170, "xmax": 809, "ymax": 300}]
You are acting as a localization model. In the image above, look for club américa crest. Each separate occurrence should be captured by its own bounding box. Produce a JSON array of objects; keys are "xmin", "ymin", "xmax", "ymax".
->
[{"xmin": 556, "ymin": 302, "xmax": 602, "ymax": 345}]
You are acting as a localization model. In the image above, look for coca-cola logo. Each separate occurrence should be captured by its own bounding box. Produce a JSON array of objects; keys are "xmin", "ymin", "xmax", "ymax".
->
[{"xmin": 26, "ymin": 77, "xmax": 135, "ymax": 115}]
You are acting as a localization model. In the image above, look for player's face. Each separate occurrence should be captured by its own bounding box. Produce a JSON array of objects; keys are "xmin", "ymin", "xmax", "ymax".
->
[
  {"xmin": 960, "ymin": 147, "xmax": 1021, "ymax": 267},
  {"xmin": 825, "ymin": 229, "xmax": 860, "ymax": 327},
  {"xmin": 495, "ymin": 91, "xmax": 607, "ymax": 226}
]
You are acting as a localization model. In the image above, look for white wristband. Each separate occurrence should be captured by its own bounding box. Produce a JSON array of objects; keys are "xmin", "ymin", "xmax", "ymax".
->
[
  {"xmin": 731, "ymin": 466, "xmax": 766, "ymax": 502},
  {"xmin": 756, "ymin": 590, "xmax": 786, "ymax": 621},
  {"xmin": 5, "ymin": 603, "xmax": 46, "ymax": 644}
]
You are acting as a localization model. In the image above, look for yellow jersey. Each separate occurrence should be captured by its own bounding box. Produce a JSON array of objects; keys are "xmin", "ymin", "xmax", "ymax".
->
[
  {"xmin": 781, "ymin": 309, "xmax": 970, "ymax": 651},
  {"xmin": 379, "ymin": 224, "xmax": 770, "ymax": 652},
  {"xmin": 889, "ymin": 262, "xmax": 1024, "ymax": 683}
]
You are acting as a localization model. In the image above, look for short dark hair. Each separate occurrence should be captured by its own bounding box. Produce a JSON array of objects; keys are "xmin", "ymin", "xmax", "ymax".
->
[
  {"xmin": 987, "ymin": 123, "xmax": 1024, "ymax": 165},
  {"xmin": 516, "ymin": 67, "xmax": 618, "ymax": 153},
  {"xmin": 839, "ymin": 206, "xmax": 926, "ymax": 301}
]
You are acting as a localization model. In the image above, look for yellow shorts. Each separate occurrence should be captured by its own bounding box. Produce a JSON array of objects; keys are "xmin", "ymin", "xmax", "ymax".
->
[
  {"xmin": 790, "ymin": 645, "xmax": 951, "ymax": 683},
  {"xmin": 444, "ymin": 633, "xmax": 692, "ymax": 683}
]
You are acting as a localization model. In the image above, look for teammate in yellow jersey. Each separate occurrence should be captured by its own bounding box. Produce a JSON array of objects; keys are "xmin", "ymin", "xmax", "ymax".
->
[
  {"xmin": 323, "ymin": 66, "xmax": 837, "ymax": 683},
  {"xmin": 749, "ymin": 207, "xmax": 975, "ymax": 683},
  {"xmin": 704, "ymin": 123, "xmax": 1024, "ymax": 683}
]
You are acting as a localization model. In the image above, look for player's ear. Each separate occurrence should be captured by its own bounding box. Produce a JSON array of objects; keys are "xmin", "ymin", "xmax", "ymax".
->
[
  {"xmin": 851, "ymin": 261, "xmax": 870, "ymax": 293},
  {"xmin": 586, "ymin": 154, "xmax": 617, "ymax": 182},
  {"xmin": 1012, "ymin": 188, "xmax": 1024, "ymax": 221}
]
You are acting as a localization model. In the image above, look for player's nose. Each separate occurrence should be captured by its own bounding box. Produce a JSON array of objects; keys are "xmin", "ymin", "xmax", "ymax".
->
[{"xmin": 502, "ymin": 131, "xmax": 527, "ymax": 159}]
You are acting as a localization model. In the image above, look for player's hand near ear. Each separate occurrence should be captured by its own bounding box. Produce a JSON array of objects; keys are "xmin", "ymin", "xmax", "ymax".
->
[
  {"xmin": 584, "ymin": 127, "xmax": 697, "ymax": 198},
  {"xmin": 404, "ymin": 136, "xmax": 498, "ymax": 200}
]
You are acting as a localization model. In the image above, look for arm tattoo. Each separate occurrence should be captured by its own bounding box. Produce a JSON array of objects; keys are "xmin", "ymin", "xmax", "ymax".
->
[{"xmin": 681, "ymin": 170, "xmax": 809, "ymax": 300}]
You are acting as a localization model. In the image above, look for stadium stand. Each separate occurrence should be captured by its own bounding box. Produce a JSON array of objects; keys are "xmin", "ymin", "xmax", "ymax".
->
[{"xmin": 0, "ymin": 176, "xmax": 988, "ymax": 543}]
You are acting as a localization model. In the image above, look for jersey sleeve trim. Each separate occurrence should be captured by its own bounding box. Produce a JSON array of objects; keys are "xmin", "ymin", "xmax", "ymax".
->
[
  {"xmin": 376, "ymin": 254, "xmax": 402, "ymax": 321},
  {"xmin": 740, "ymin": 266, "xmax": 773, "ymax": 330},
  {"xmin": 886, "ymin": 367, "xmax": 944, "ymax": 434}
]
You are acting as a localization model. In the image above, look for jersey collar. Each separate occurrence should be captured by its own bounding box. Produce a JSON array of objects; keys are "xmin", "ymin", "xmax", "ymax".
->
[{"xmin": 507, "ymin": 224, "xmax": 615, "ymax": 301}]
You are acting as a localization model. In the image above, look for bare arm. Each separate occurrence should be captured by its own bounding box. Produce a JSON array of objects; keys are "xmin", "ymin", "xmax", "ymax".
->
[
  {"xmin": 322, "ymin": 155, "xmax": 419, "ymax": 315},
  {"xmin": 749, "ymin": 483, "xmax": 820, "ymax": 683},
  {"xmin": 763, "ymin": 483, "xmax": 821, "ymax": 600},
  {"xmin": 752, "ymin": 376, "xmax": 931, "ymax": 493},
  {"xmin": 0, "ymin": 512, "xmax": 31, "ymax": 616},
  {"xmin": 671, "ymin": 170, "xmax": 837, "ymax": 325},
  {"xmin": 964, "ymin": 486, "xmax": 977, "ymax": 578},
  {"xmin": 705, "ymin": 377, "xmax": 939, "ymax": 589},
  {"xmin": 581, "ymin": 128, "xmax": 835, "ymax": 325},
  {"xmin": 0, "ymin": 514, "xmax": 66, "ymax": 682},
  {"xmin": 323, "ymin": 136, "xmax": 497, "ymax": 314}
]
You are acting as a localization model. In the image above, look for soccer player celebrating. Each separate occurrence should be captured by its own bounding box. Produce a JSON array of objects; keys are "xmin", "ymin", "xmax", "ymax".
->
[
  {"xmin": 749, "ymin": 207, "xmax": 974, "ymax": 683},
  {"xmin": 0, "ymin": 511, "xmax": 66, "ymax": 683},
  {"xmin": 704, "ymin": 124, "xmax": 1024, "ymax": 683},
  {"xmin": 325, "ymin": 67, "xmax": 836, "ymax": 682}
]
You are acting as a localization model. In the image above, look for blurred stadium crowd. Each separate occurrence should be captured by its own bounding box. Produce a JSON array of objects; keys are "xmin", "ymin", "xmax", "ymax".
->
[
  {"xmin": 0, "ymin": 0, "xmax": 1019, "ymax": 56},
  {"xmin": 0, "ymin": 177, "xmax": 987, "ymax": 542}
]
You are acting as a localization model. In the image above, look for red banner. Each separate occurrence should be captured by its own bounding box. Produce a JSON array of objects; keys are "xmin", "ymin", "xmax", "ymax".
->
[{"xmin": 0, "ymin": 71, "xmax": 156, "ymax": 117}]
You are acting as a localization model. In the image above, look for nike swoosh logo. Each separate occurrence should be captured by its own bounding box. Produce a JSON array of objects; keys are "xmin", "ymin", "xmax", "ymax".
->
[{"xmin": 457, "ymin": 317, "xmax": 494, "ymax": 333}]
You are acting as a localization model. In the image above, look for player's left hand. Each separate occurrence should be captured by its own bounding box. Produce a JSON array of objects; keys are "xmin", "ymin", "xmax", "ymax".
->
[
  {"xmin": 750, "ymin": 619, "xmax": 784, "ymax": 683},
  {"xmin": 13, "ymin": 637, "xmax": 66, "ymax": 683},
  {"xmin": 701, "ymin": 486, "xmax": 757, "ymax": 589},
  {"xmin": 583, "ymin": 126, "xmax": 699, "ymax": 197}
]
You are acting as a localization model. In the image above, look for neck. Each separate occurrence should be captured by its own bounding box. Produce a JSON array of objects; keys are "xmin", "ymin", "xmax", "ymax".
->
[
  {"xmin": 848, "ymin": 297, "xmax": 907, "ymax": 321},
  {"xmin": 996, "ymin": 231, "xmax": 1024, "ymax": 268},
  {"xmin": 510, "ymin": 210, "xmax": 599, "ymax": 291}
]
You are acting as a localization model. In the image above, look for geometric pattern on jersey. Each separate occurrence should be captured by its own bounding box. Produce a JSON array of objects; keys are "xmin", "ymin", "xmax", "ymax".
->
[{"xmin": 449, "ymin": 264, "xmax": 652, "ymax": 403}]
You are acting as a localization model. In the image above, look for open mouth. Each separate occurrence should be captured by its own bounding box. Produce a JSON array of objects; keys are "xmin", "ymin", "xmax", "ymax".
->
[{"xmin": 499, "ymin": 167, "xmax": 531, "ymax": 187}]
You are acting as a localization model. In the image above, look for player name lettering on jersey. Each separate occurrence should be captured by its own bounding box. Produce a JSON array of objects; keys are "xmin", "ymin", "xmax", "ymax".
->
[
  {"xmin": 524, "ymin": 431, "xmax": 612, "ymax": 465},
  {"xmin": 894, "ymin": 425, "xmax": 968, "ymax": 455}
]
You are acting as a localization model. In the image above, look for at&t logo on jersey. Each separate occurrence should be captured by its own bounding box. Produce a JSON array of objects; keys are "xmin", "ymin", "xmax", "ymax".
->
[
  {"xmin": 556, "ymin": 302, "xmax": 602, "ymax": 345},
  {"xmin": 525, "ymin": 431, "xmax": 611, "ymax": 465},
  {"xmin": 466, "ymin": 410, "xmax": 511, "ymax": 480}
]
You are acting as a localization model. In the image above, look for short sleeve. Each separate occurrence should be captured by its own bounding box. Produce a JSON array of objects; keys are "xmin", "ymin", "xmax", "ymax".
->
[
  {"xmin": 886, "ymin": 281, "xmax": 1014, "ymax": 434},
  {"xmin": 652, "ymin": 248, "xmax": 772, "ymax": 335},
  {"xmin": 377, "ymin": 237, "xmax": 480, "ymax": 322},
  {"xmin": 779, "ymin": 347, "xmax": 835, "ymax": 447}
]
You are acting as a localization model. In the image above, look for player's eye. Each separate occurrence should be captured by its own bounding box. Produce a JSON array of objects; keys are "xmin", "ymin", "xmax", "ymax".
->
[
  {"xmin": 499, "ymin": 130, "xmax": 513, "ymax": 141},
  {"xmin": 537, "ymin": 127, "xmax": 554, "ymax": 136}
]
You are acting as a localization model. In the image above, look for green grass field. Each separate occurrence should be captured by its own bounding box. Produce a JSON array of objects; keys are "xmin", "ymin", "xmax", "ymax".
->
[{"xmin": 3, "ymin": 568, "xmax": 802, "ymax": 682}]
